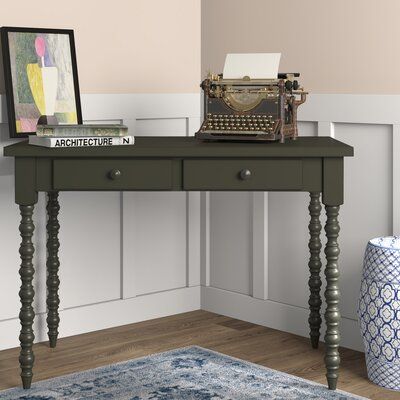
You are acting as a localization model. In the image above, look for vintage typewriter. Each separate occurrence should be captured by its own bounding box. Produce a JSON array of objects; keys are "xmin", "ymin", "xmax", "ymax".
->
[{"xmin": 196, "ymin": 72, "xmax": 307, "ymax": 143}]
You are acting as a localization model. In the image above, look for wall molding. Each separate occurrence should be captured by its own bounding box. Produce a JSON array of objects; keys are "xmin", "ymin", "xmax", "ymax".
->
[
  {"xmin": 393, "ymin": 124, "xmax": 400, "ymax": 234},
  {"xmin": 187, "ymin": 192, "xmax": 201, "ymax": 287},
  {"xmin": 300, "ymin": 94, "xmax": 400, "ymax": 125},
  {"xmin": 0, "ymin": 93, "xmax": 200, "ymax": 124},
  {"xmin": 252, "ymin": 192, "xmax": 268, "ymax": 300},
  {"xmin": 2, "ymin": 93, "xmax": 399, "ymax": 129},
  {"xmin": 200, "ymin": 192, "xmax": 211, "ymax": 286}
]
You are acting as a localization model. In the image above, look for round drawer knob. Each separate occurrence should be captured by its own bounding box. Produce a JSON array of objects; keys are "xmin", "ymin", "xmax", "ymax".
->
[
  {"xmin": 239, "ymin": 169, "xmax": 252, "ymax": 180},
  {"xmin": 108, "ymin": 169, "xmax": 122, "ymax": 180}
]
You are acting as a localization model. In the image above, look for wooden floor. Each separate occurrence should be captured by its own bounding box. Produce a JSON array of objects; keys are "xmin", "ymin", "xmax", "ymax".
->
[{"xmin": 0, "ymin": 311, "xmax": 397, "ymax": 399}]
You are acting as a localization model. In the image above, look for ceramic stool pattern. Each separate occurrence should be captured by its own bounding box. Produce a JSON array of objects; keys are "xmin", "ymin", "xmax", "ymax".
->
[{"xmin": 358, "ymin": 236, "xmax": 400, "ymax": 391}]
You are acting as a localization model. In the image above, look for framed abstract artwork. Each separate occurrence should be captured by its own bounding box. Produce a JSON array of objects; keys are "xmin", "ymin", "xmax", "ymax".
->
[{"xmin": 1, "ymin": 27, "xmax": 82, "ymax": 138}]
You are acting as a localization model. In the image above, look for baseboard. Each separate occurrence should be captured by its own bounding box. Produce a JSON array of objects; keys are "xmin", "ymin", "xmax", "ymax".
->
[
  {"xmin": 1, "ymin": 285, "xmax": 364, "ymax": 352},
  {"xmin": 0, "ymin": 286, "xmax": 200, "ymax": 351},
  {"xmin": 201, "ymin": 286, "xmax": 364, "ymax": 352}
]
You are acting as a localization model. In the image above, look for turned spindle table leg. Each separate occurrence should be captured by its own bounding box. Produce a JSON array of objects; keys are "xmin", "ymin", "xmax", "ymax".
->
[
  {"xmin": 46, "ymin": 191, "xmax": 60, "ymax": 348},
  {"xmin": 324, "ymin": 205, "xmax": 341, "ymax": 390},
  {"xmin": 307, "ymin": 192, "xmax": 322, "ymax": 349},
  {"xmin": 18, "ymin": 204, "xmax": 36, "ymax": 389}
]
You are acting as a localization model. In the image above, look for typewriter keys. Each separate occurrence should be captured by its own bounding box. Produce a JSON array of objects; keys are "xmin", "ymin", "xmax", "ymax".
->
[{"xmin": 202, "ymin": 113, "xmax": 278, "ymax": 136}]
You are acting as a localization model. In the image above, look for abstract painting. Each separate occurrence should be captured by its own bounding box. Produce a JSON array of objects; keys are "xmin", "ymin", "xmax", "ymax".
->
[{"xmin": 1, "ymin": 27, "xmax": 82, "ymax": 137}]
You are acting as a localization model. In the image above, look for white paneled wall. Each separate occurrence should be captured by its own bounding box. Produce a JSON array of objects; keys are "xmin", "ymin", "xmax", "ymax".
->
[
  {"xmin": 0, "ymin": 94, "xmax": 201, "ymax": 350},
  {"xmin": 202, "ymin": 95, "xmax": 400, "ymax": 352},
  {"xmin": 1, "ymin": 93, "xmax": 397, "ymax": 353}
]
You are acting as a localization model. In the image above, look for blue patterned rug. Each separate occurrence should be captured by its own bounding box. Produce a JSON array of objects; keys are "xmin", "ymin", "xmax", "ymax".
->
[{"xmin": 1, "ymin": 346, "xmax": 368, "ymax": 399}]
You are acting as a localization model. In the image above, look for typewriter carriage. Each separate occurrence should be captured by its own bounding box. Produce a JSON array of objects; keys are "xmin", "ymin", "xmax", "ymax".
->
[{"xmin": 196, "ymin": 73, "xmax": 307, "ymax": 143}]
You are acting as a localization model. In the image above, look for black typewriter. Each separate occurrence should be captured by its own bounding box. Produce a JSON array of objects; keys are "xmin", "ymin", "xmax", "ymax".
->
[{"xmin": 196, "ymin": 73, "xmax": 307, "ymax": 143}]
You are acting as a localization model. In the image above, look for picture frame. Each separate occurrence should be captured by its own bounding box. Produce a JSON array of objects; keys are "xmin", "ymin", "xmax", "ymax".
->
[{"xmin": 1, "ymin": 26, "xmax": 82, "ymax": 138}]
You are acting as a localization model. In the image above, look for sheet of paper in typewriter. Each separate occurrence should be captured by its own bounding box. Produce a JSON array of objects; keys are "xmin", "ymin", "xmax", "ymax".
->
[{"xmin": 223, "ymin": 53, "xmax": 281, "ymax": 79}]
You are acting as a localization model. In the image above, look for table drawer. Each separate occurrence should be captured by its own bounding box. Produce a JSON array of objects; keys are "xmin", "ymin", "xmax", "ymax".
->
[
  {"xmin": 53, "ymin": 159, "xmax": 172, "ymax": 190},
  {"xmin": 183, "ymin": 159, "xmax": 303, "ymax": 190}
]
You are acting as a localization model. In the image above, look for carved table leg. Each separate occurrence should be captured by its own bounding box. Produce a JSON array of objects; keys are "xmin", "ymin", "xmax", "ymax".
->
[
  {"xmin": 308, "ymin": 192, "xmax": 322, "ymax": 349},
  {"xmin": 324, "ymin": 205, "xmax": 341, "ymax": 390},
  {"xmin": 46, "ymin": 192, "xmax": 60, "ymax": 348},
  {"xmin": 18, "ymin": 205, "xmax": 35, "ymax": 389}
]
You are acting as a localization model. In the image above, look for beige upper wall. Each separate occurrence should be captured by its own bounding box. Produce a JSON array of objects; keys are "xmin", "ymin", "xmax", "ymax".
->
[
  {"xmin": 0, "ymin": 0, "xmax": 200, "ymax": 94},
  {"xmin": 2, "ymin": 0, "xmax": 396, "ymax": 95},
  {"xmin": 202, "ymin": 0, "xmax": 400, "ymax": 94}
]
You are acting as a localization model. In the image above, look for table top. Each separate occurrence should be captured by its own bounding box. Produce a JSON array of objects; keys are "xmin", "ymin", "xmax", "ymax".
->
[{"xmin": 3, "ymin": 136, "xmax": 354, "ymax": 158}]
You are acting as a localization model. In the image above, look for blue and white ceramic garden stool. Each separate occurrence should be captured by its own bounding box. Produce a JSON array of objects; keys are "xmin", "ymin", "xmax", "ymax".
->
[{"xmin": 358, "ymin": 236, "xmax": 400, "ymax": 391}]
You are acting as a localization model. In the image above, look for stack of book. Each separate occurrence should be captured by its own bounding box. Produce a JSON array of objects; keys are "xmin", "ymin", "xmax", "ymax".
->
[{"xmin": 29, "ymin": 124, "xmax": 134, "ymax": 148}]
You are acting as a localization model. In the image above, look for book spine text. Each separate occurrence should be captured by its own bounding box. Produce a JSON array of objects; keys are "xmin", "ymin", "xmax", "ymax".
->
[{"xmin": 51, "ymin": 136, "xmax": 133, "ymax": 147}]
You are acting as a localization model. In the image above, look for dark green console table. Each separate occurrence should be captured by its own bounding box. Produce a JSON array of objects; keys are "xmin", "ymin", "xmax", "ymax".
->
[{"xmin": 4, "ymin": 136, "xmax": 353, "ymax": 391}]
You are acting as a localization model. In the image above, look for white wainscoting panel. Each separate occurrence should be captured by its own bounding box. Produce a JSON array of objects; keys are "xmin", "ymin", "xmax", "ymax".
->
[
  {"xmin": 59, "ymin": 192, "xmax": 121, "ymax": 309},
  {"xmin": 123, "ymin": 192, "xmax": 187, "ymax": 298},
  {"xmin": 0, "ymin": 94, "xmax": 201, "ymax": 351},
  {"xmin": 335, "ymin": 123, "xmax": 392, "ymax": 320},
  {"xmin": 135, "ymin": 118, "xmax": 187, "ymax": 136},
  {"xmin": 210, "ymin": 192, "xmax": 253, "ymax": 295},
  {"xmin": 268, "ymin": 191, "xmax": 313, "ymax": 308}
]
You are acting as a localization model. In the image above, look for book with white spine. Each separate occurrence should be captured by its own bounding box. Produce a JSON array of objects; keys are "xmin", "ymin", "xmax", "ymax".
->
[
  {"xmin": 36, "ymin": 124, "xmax": 128, "ymax": 137},
  {"xmin": 29, "ymin": 135, "xmax": 135, "ymax": 148}
]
